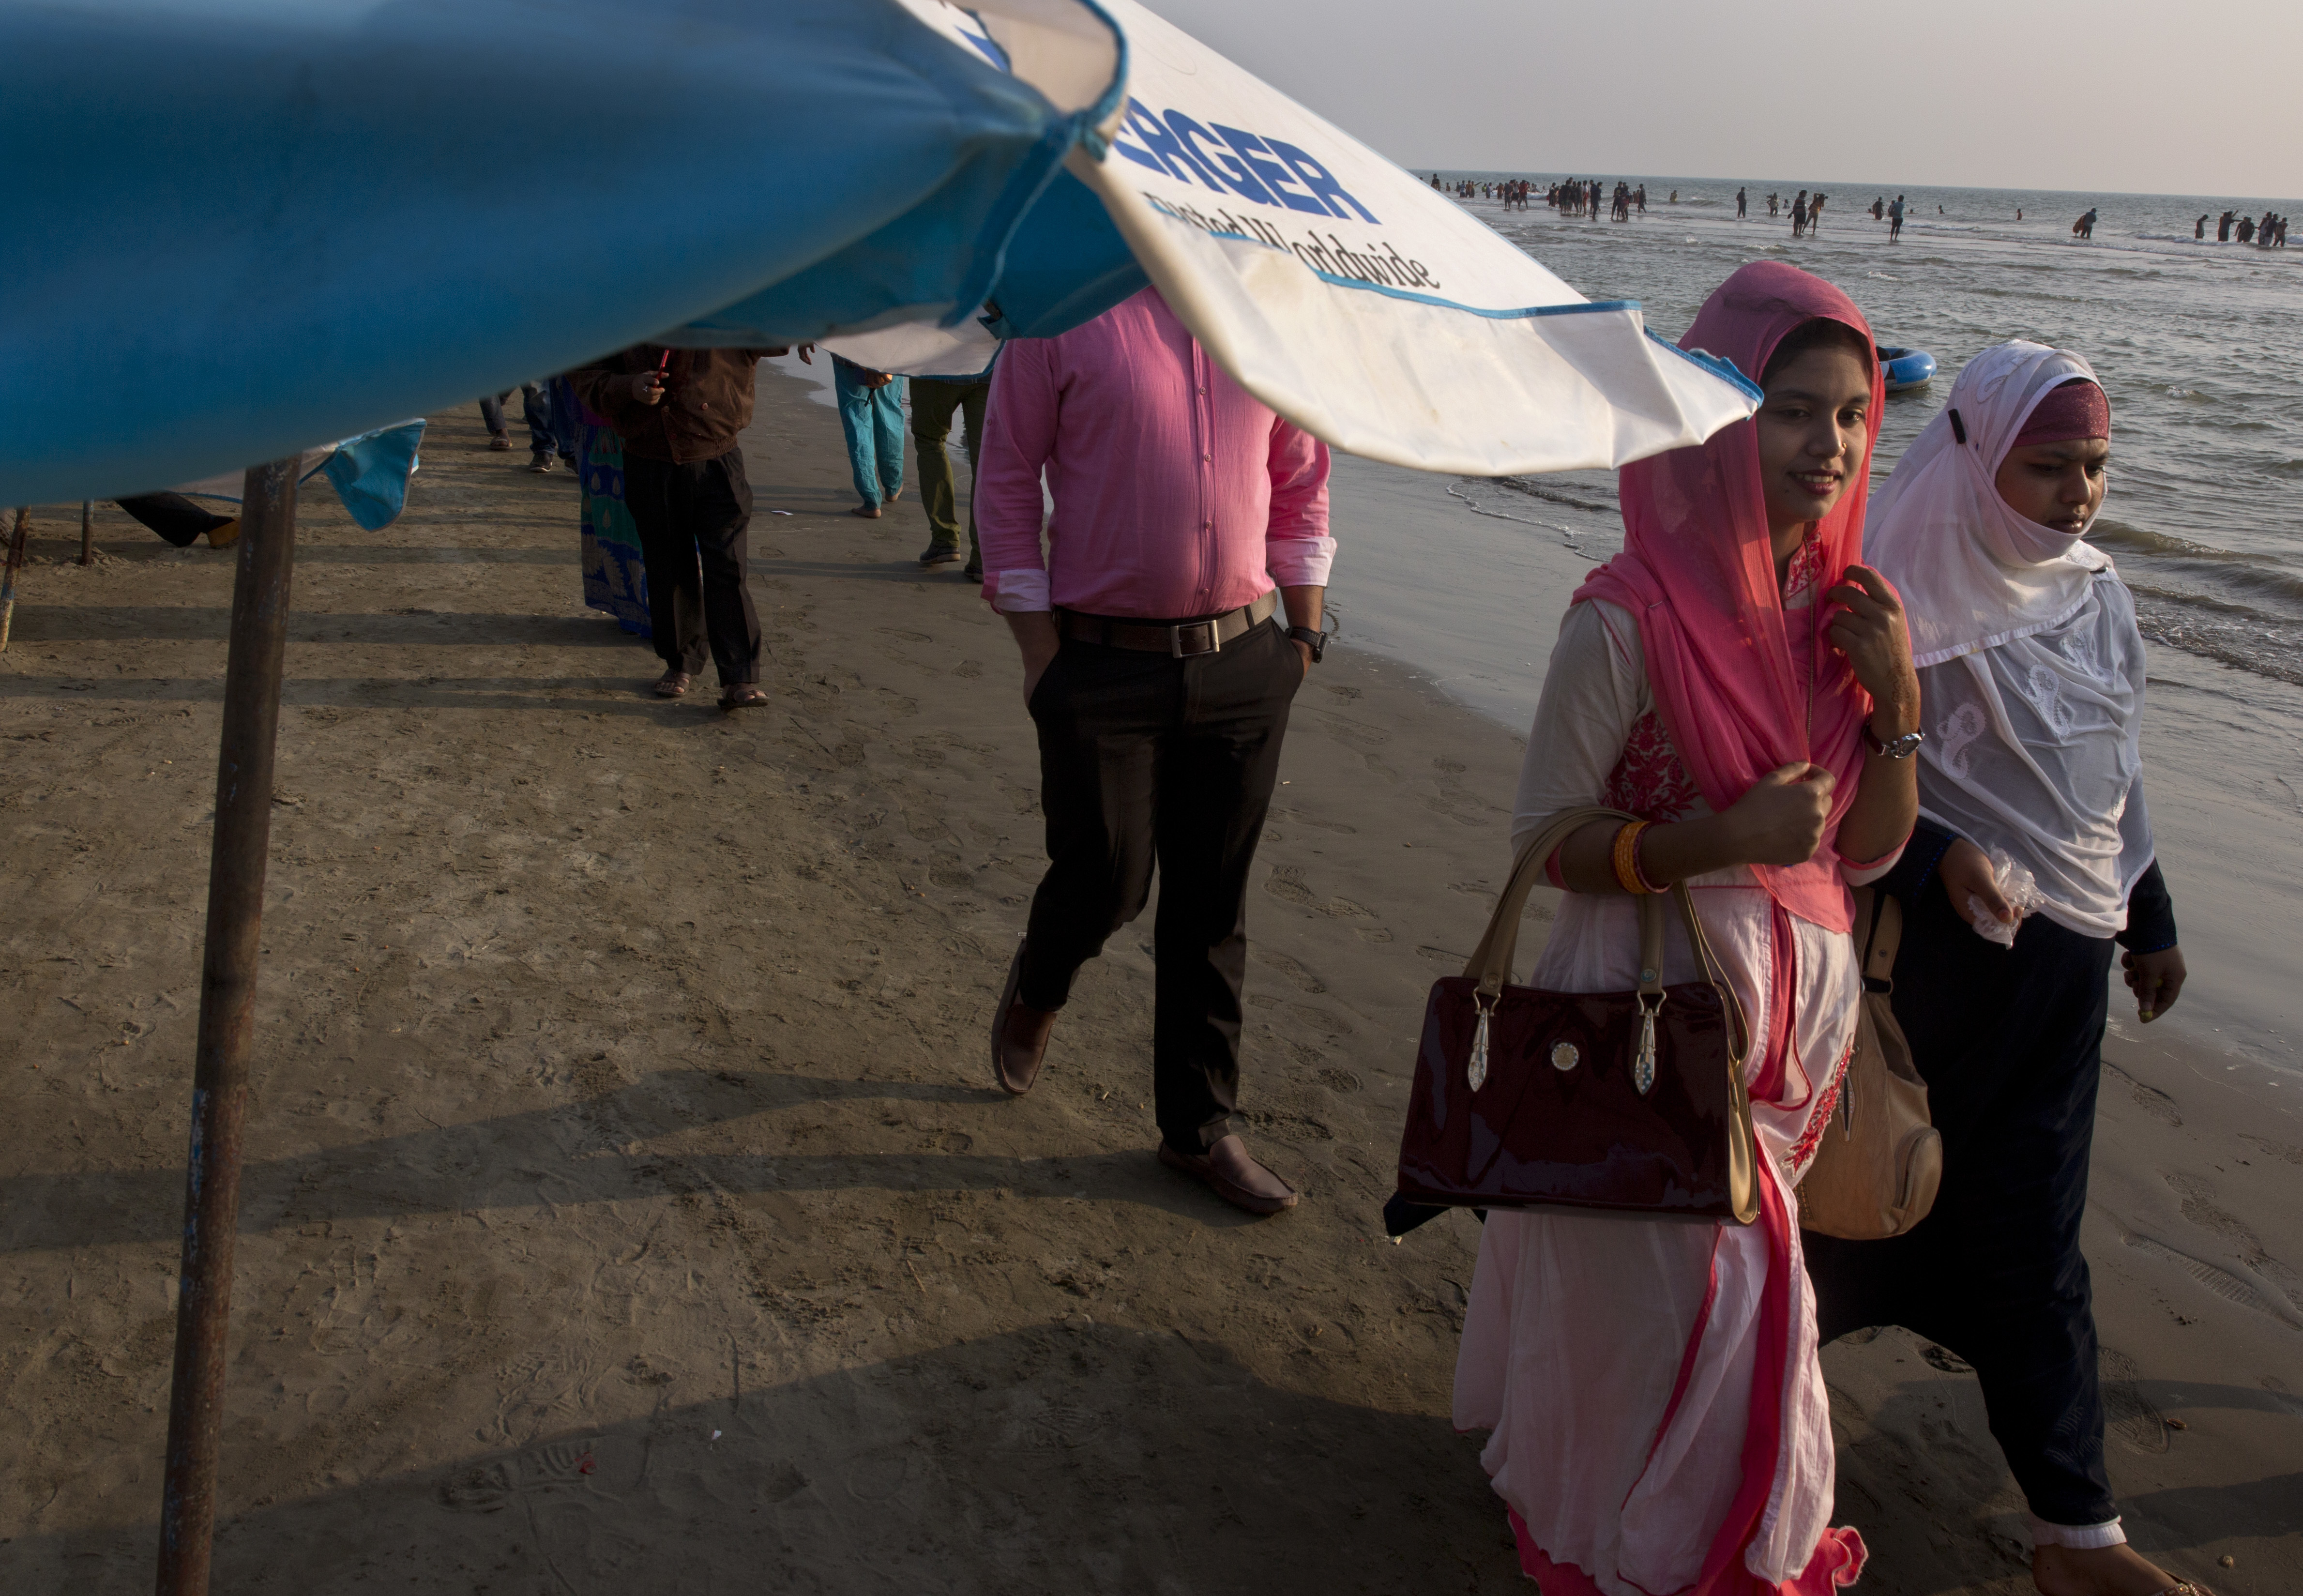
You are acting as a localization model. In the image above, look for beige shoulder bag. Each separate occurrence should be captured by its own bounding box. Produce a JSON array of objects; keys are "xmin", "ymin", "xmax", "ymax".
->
[{"xmin": 1794, "ymin": 886, "xmax": 1943, "ymax": 1239}]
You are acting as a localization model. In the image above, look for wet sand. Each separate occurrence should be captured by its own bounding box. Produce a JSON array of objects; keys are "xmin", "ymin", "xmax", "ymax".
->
[{"xmin": 0, "ymin": 365, "xmax": 2293, "ymax": 1594}]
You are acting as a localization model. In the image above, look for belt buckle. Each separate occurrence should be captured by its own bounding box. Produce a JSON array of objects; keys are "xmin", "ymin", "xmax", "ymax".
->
[{"xmin": 1168, "ymin": 618, "xmax": 1220, "ymax": 658}]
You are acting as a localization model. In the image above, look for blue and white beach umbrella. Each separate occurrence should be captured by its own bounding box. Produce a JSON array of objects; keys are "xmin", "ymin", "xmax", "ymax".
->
[{"xmin": 0, "ymin": 0, "xmax": 1756, "ymax": 506}]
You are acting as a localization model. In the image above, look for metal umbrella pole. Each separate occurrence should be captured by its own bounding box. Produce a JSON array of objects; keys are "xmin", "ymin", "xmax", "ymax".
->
[
  {"xmin": 81, "ymin": 500, "xmax": 96, "ymax": 565},
  {"xmin": 155, "ymin": 458, "xmax": 299, "ymax": 1596}
]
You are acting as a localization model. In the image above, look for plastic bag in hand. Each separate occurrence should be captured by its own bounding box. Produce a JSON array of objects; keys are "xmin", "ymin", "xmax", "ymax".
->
[{"xmin": 1966, "ymin": 845, "xmax": 2046, "ymax": 947}]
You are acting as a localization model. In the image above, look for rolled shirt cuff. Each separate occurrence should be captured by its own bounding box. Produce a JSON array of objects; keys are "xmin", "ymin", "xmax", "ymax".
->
[
  {"xmin": 2027, "ymin": 1515, "xmax": 2125, "ymax": 1549},
  {"xmin": 1267, "ymin": 535, "xmax": 1337, "ymax": 589},
  {"xmin": 1840, "ymin": 840, "xmax": 1908, "ymax": 887},
  {"xmin": 986, "ymin": 568, "xmax": 1051, "ymax": 612}
]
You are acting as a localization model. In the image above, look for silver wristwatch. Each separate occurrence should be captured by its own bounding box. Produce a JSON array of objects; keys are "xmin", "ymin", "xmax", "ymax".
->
[{"xmin": 1863, "ymin": 724, "xmax": 1924, "ymax": 760}]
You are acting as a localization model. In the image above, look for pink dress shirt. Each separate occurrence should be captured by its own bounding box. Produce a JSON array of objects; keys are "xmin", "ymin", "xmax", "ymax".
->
[{"xmin": 975, "ymin": 287, "xmax": 1335, "ymax": 619}]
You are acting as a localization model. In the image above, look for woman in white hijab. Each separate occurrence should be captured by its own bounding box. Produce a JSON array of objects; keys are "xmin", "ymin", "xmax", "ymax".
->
[{"xmin": 1805, "ymin": 342, "xmax": 2205, "ymax": 1596}]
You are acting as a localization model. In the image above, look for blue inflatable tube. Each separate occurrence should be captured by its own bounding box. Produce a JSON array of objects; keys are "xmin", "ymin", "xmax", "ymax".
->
[{"xmin": 1877, "ymin": 346, "xmax": 1937, "ymax": 393}]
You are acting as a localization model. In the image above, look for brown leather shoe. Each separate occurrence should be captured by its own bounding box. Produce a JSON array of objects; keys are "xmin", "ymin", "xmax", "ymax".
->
[
  {"xmin": 991, "ymin": 941, "xmax": 1055, "ymax": 1096},
  {"xmin": 1158, "ymin": 1136, "xmax": 1299, "ymax": 1216}
]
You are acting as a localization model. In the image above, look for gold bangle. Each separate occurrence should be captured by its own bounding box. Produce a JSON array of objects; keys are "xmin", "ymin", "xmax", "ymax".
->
[
  {"xmin": 1612, "ymin": 821, "xmax": 1655, "ymax": 895},
  {"xmin": 1632, "ymin": 825, "xmax": 1667, "ymax": 894}
]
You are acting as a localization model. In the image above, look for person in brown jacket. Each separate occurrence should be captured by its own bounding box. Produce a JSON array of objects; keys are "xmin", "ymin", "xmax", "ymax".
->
[{"xmin": 570, "ymin": 345, "xmax": 784, "ymax": 708}]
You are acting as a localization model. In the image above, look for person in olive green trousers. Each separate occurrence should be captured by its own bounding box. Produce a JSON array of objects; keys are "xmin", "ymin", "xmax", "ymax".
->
[{"xmin": 909, "ymin": 370, "xmax": 992, "ymax": 577}]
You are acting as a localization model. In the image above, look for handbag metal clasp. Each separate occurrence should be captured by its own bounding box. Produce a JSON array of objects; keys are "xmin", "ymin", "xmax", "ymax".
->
[
  {"xmin": 1468, "ymin": 991, "xmax": 1497, "ymax": 1093},
  {"xmin": 1633, "ymin": 990, "xmax": 1663, "ymax": 1095}
]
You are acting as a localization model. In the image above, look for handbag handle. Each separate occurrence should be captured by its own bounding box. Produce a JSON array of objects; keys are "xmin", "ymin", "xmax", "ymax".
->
[{"xmin": 1465, "ymin": 806, "xmax": 1750, "ymax": 1066}]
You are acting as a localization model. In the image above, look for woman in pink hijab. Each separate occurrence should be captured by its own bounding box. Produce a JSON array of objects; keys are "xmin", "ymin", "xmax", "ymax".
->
[{"xmin": 1453, "ymin": 261, "xmax": 1922, "ymax": 1594}]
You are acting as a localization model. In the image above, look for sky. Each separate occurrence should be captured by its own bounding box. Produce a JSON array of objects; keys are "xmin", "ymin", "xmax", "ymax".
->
[{"xmin": 1150, "ymin": 0, "xmax": 2303, "ymax": 201}]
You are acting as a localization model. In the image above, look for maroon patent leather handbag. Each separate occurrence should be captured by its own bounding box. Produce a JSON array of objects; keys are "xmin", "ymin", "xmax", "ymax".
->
[{"xmin": 1394, "ymin": 807, "xmax": 1759, "ymax": 1223}]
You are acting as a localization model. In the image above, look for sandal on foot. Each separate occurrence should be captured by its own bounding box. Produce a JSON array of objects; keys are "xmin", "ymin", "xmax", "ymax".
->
[
  {"xmin": 718, "ymin": 684, "xmax": 771, "ymax": 711},
  {"xmin": 652, "ymin": 670, "xmax": 692, "ymax": 698}
]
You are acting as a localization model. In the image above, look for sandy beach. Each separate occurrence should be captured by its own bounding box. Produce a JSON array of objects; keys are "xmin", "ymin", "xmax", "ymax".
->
[{"xmin": 1, "ymin": 365, "xmax": 2295, "ymax": 1594}]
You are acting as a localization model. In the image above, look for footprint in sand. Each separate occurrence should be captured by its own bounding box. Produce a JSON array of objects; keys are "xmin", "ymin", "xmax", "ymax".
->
[
  {"xmin": 2099, "ymin": 1346, "xmax": 2174, "ymax": 1454},
  {"xmin": 1262, "ymin": 864, "xmax": 1374, "ymax": 919},
  {"xmin": 2104, "ymin": 1060, "xmax": 2182, "ymax": 1126},
  {"xmin": 1251, "ymin": 947, "xmax": 1328, "ymax": 993}
]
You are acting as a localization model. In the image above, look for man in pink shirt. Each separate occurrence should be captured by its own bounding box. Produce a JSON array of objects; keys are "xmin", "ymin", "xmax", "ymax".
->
[{"xmin": 977, "ymin": 286, "xmax": 1335, "ymax": 1217}]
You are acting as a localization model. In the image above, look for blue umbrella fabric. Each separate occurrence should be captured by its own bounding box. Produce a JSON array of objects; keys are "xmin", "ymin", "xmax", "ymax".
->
[
  {"xmin": 0, "ymin": 0, "xmax": 1121, "ymax": 506},
  {"xmin": 174, "ymin": 422, "xmax": 429, "ymax": 533}
]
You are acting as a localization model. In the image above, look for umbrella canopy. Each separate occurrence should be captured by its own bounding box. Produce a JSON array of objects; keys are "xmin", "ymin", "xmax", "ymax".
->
[
  {"xmin": 0, "ymin": 0, "xmax": 1121, "ymax": 506},
  {"xmin": 2, "ymin": 0, "xmax": 1756, "ymax": 506},
  {"xmin": 821, "ymin": 0, "xmax": 1761, "ymax": 471}
]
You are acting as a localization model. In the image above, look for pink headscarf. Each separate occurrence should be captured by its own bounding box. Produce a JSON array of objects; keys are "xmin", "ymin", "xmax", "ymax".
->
[{"xmin": 1575, "ymin": 261, "xmax": 1883, "ymax": 934}]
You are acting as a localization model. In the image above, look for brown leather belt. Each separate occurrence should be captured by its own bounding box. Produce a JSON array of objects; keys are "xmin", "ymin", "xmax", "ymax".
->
[{"xmin": 1055, "ymin": 589, "xmax": 1279, "ymax": 658}]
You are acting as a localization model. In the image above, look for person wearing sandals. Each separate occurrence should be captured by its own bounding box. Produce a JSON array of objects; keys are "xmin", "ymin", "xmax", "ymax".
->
[
  {"xmin": 1453, "ymin": 262, "xmax": 1922, "ymax": 1594},
  {"xmin": 1806, "ymin": 344, "xmax": 2208, "ymax": 1596},
  {"xmin": 571, "ymin": 344, "xmax": 784, "ymax": 710},
  {"xmin": 975, "ymin": 285, "xmax": 1333, "ymax": 1217}
]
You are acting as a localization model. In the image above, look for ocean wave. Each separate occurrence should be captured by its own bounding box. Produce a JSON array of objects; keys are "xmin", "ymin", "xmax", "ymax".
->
[
  {"xmin": 2131, "ymin": 599, "xmax": 2303, "ymax": 687},
  {"xmin": 2093, "ymin": 521, "xmax": 2303, "ymax": 610},
  {"xmin": 1447, "ymin": 483, "xmax": 1579, "ymax": 539},
  {"xmin": 2122, "ymin": 581, "xmax": 2270, "ymax": 619},
  {"xmin": 2094, "ymin": 518, "xmax": 2251, "ymax": 562},
  {"xmin": 1490, "ymin": 475, "xmax": 1616, "ymax": 514}
]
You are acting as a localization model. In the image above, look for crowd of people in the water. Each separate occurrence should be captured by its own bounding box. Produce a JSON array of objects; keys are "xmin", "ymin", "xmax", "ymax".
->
[
  {"xmin": 2197, "ymin": 208, "xmax": 2288, "ymax": 245},
  {"xmin": 1428, "ymin": 173, "xmax": 2291, "ymax": 249}
]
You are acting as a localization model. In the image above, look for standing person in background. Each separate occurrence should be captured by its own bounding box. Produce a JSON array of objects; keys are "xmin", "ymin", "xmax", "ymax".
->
[
  {"xmin": 1453, "ymin": 261, "xmax": 1913, "ymax": 1596},
  {"xmin": 545, "ymin": 375, "xmax": 583, "ymax": 470},
  {"xmin": 1889, "ymin": 194, "xmax": 1906, "ymax": 242},
  {"xmin": 571, "ymin": 345, "xmax": 782, "ymax": 709},
  {"xmin": 2194, "ymin": 213, "xmax": 2209, "ymax": 240},
  {"xmin": 1792, "ymin": 189, "xmax": 1810, "ymax": 238},
  {"xmin": 909, "ymin": 362, "xmax": 993, "ymax": 576},
  {"xmin": 1810, "ymin": 191, "xmax": 1828, "ymax": 229},
  {"xmin": 1811, "ymin": 343, "xmax": 2201, "ymax": 1596},
  {"xmin": 1871, "ymin": 196, "xmax": 1885, "ymax": 220},
  {"xmin": 1737, "ymin": 185, "xmax": 1748, "ymax": 218},
  {"xmin": 2072, "ymin": 207, "xmax": 2098, "ymax": 240},
  {"xmin": 974, "ymin": 284, "xmax": 1335, "ymax": 1218},
  {"xmin": 479, "ymin": 381, "xmax": 556, "ymax": 472},
  {"xmin": 833, "ymin": 354, "xmax": 907, "ymax": 517},
  {"xmin": 2216, "ymin": 210, "xmax": 2233, "ymax": 241}
]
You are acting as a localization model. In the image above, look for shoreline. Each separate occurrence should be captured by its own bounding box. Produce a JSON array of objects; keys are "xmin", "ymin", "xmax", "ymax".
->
[{"xmin": 0, "ymin": 364, "xmax": 2291, "ymax": 1593}]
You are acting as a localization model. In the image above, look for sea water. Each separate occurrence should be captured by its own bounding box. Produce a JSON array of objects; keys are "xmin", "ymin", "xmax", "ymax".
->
[{"xmin": 1325, "ymin": 177, "xmax": 2302, "ymax": 1071}]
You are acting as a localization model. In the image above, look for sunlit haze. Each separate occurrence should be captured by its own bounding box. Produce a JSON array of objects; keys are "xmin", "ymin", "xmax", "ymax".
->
[{"xmin": 1149, "ymin": 0, "xmax": 2303, "ymax": 199}]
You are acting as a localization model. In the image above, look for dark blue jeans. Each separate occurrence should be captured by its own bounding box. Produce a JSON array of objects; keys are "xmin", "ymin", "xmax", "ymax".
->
[{"xmin": 479, "ymin": 382, "xmax": 552, "ymax": 455}]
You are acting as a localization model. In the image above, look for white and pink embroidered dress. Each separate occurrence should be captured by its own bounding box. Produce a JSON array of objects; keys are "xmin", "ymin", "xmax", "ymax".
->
[{"xmin": 1452, "ymin": 263, "xmax": 1905, "ymax": 1596}]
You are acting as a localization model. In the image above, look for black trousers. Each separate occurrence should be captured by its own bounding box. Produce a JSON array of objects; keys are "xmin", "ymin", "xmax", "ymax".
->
[
  {"xmin": 621, "ymin": 450, "xmax": 761, "ymax": 684},
  {"xmin": 1806, "ymin": 885, "xmax": 2118, "ymax": 1527},
  {"xmin": 1020, "ymin": 617, "xmax": 1302, "ymax": 1155}
]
